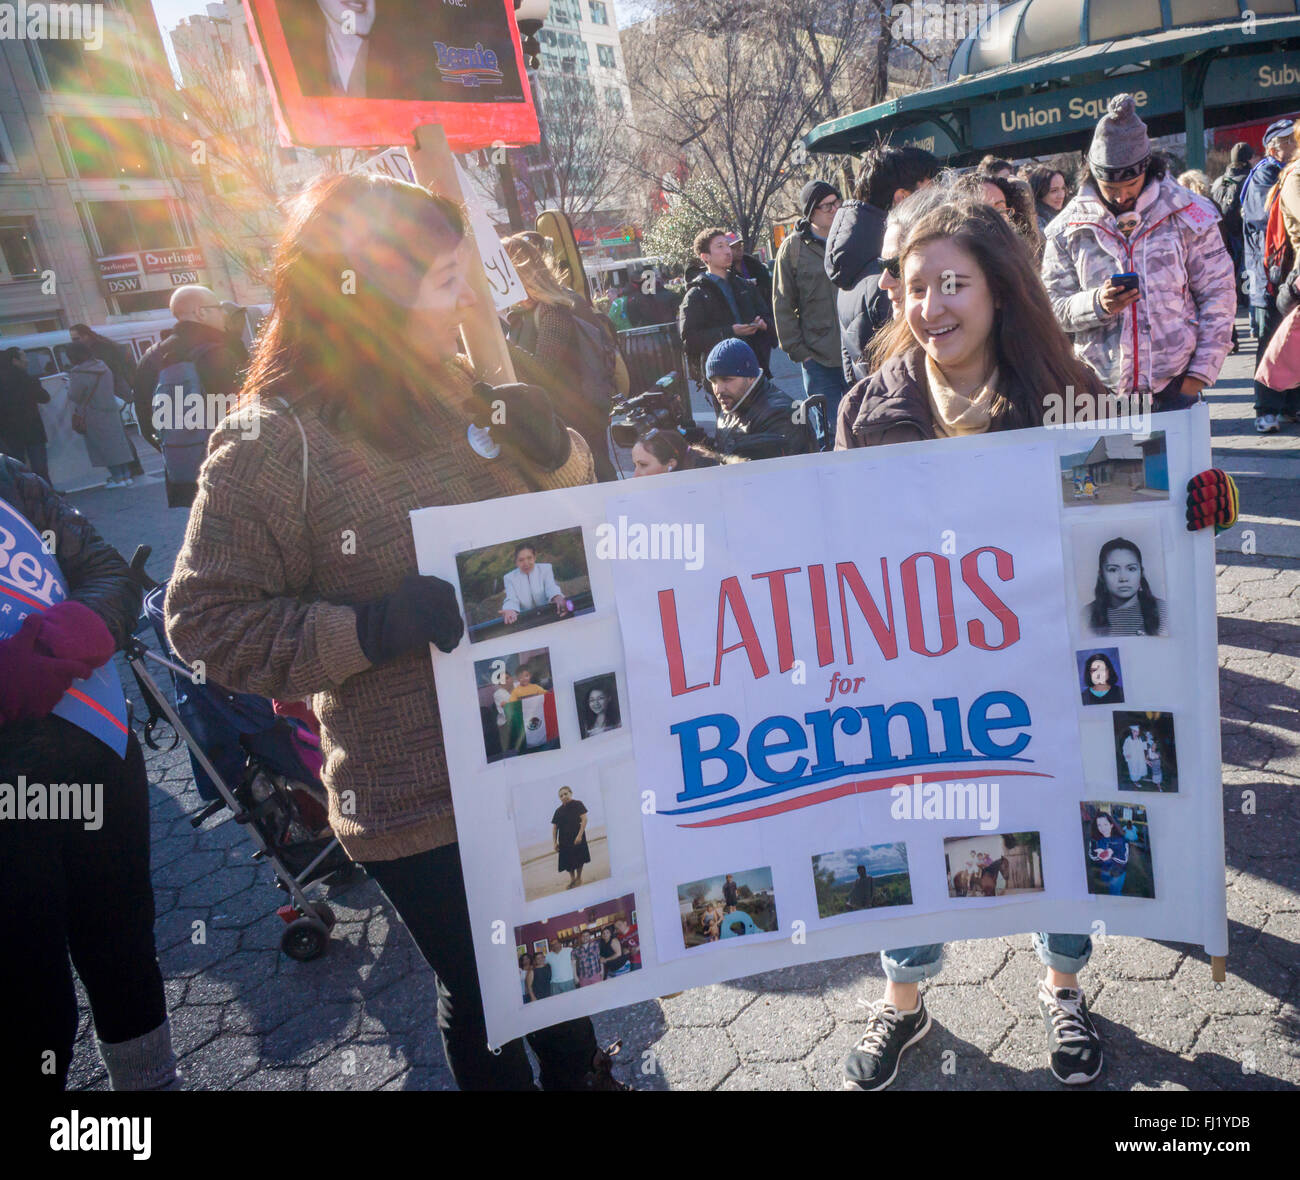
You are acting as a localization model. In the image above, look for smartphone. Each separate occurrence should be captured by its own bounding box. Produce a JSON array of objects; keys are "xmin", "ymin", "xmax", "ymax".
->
[{"xmin": 1109, "ymin": 272, "xmax": 1140, "ymax": 293}]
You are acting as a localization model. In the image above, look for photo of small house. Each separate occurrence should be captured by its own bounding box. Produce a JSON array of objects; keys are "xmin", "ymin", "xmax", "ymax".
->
[
  {"xmin": 1060, "ymin": 432, "xmax": 1168, "ymax": 507},
  {"xmin": 1079, "ymin": 801, "xmax": 1155, "ymax": 899},
  {"xmin": 676, "ymin": 867, "xmax": 778, "ymax": 949},
  {"xmin": 812, "ymin": 843, "xmax": 913, "ymax": 917},
  {"xmin": 944, "ymin": 832, "xmax": 1044, "ymax": 898}
]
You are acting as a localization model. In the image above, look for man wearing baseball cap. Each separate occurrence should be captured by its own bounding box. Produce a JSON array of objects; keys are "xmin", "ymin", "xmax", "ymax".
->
[
  {"xmin": 1242, "ymin": 117, "xmax": 1298, "ymax": 432},
  {"xmin": 773, "ymin": 180, "xmax": 849, "ymax": 428},
  {"xmin": 1042, "ymin": 94, "xmax": 1236, "ymax": 407}
]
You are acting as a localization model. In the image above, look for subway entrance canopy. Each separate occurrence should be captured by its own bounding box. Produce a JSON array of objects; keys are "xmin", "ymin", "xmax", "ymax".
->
[{"xmin": 806, "ymin": 1, "xmax": 1300, "ymax": 168}]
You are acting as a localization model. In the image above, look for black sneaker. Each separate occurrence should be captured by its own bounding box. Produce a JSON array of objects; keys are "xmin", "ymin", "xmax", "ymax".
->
[
  {"xmin": 841, "ymin": 996, "xmax": 931, "ymax": 1091},
  {"xmin": 579, "ymin": 1040, "xmax": 632, "ymax": 1091},
  {"xmin": 1038, "ymin": 980, "xmax": 1103, "ymax": 1084}
]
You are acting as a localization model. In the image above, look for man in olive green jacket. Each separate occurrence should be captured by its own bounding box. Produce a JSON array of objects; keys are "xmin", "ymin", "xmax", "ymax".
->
[{"xmin": 774, "ymin": 180, "xmax": 849, "ymax": 426}]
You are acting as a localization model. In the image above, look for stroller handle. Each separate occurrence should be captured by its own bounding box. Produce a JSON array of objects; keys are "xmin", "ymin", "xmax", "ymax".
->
[{"xmin": 129, "ymin": 545, "xmax": 160, "ymax": 593}]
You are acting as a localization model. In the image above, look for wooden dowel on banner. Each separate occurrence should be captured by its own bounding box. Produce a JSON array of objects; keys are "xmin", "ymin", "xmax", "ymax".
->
[
  {"xmin": 408, "ymin": 123, "xmax": 516, "ymax": 386},
  {"xmin": 1211, "ymin": 955, "xmax": 1226, "ymax": 983}
]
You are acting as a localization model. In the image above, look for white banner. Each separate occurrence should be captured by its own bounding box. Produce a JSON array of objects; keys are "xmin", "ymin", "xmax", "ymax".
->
[{"xmin": 412, "ymin": 406, "xmax": 1227, "ymax": 1048}]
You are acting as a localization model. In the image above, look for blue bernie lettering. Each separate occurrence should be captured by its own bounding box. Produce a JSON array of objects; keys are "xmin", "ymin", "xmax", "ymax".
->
[
  {"xmin": 967, "ymin": 690, "xmax": 1031, "ymax": 757},
  {"xmin": 672, "ymin": 713, "xmax": 747, "ymax": 801},
  {"xmin": 746, "ymin": 716, "xmax": 809, "ymax": 785}
]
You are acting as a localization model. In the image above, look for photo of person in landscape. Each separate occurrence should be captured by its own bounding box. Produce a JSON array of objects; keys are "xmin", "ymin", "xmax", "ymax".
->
[
  {"xmin": 512, "ymin": 773, "xmax": 610, "ymax": 902},
  {"xmin": 1077, "ymin": 649, "xmax": 1125, "ymax": 705},
  {"xmin": 1080, "ymin": 802, "xmax": 1154, "ymax": 899},
  {"xmin": 1113, "ymin": 711, "xmax": 1179, "ymax": 792},
  {"xmin": 677, "ymin": 868, "xmax": 778, "ymax": 949},
  {"xmin": 456, "ymin": 527, "xmax": 594, "ymax": 644},
  {"xmin": 1079, "ymin": 533, "xmax": 1169, "ymax": 638},
  {"xmin": 812, "ymin": 844, "xmax": 914, "ymax": 916},
  {"xmin": 573, "ymin": 672, "xmax": 621, "ymax": 739},
  {"xmin": 474, "ymin": 648, "xmax": 559, "ymax": 763}
]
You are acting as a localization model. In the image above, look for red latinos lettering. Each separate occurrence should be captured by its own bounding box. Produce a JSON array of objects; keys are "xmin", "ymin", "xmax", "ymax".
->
[{"xmin": 658, "ymin": 548, "xmax": 1020, "ymax": 697}]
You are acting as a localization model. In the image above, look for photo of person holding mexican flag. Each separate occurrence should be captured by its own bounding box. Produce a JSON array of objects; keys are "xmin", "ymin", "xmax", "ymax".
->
[{"xmin": 475, "ymin": 647, "xmax": 560, "ymax": 763}]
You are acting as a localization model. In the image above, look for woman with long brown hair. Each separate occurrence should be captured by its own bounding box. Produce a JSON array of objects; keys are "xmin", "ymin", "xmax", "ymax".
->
[
  {"xmin": 836, "ymin": 200, "xmax": 1234, "ymax": 1093},
  {"xmin": 165, "ymin": 172, "xmax": 626, "ymax": 1090}
]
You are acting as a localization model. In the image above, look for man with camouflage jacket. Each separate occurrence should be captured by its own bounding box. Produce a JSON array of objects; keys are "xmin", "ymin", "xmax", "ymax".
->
[{"xmin": 1042, "ymin": 94, "xmax": 1235, "ymax": 408}]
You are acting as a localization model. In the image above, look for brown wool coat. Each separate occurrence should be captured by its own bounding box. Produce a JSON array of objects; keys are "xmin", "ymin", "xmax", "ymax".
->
[{"xmin": 165, "ymin": 369, "xmax": 594, "ymax": 862}]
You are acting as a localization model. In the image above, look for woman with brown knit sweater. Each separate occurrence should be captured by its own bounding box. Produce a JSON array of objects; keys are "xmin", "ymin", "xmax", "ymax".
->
[{"xmin": 165, "ymin": 173, "xmax": 624, "ymax": 1090}]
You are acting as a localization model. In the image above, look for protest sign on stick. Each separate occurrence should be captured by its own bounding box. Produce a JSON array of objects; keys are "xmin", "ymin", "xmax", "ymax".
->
[{"xmin": 412, "ymin": 407, "xmax": 1228, "ymax": 1048}]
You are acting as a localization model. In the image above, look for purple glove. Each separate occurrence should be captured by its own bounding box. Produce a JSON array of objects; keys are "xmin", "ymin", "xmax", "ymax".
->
[
  {"xmin": 0, "ymin": 614, "xmax": 98, "ymax": 725},
  {"xmin": 34, "ymin": 600, "xmax": 116, "ymax": 667}
]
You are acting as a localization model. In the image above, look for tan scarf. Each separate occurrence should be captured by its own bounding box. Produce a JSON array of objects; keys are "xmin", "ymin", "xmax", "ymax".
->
[{"xmin": 924, "ymin": 355, "xmax": 999, "ymax": 438}]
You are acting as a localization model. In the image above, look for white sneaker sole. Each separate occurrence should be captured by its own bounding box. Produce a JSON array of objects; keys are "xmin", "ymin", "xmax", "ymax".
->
[
  {"xmin": 841, "ymin": 1009, "xmax": 932, "ymax": 1091},
  {"xmin": 1050, "ymin": 1053, "xmax": 1103, "ymax": 1085}
]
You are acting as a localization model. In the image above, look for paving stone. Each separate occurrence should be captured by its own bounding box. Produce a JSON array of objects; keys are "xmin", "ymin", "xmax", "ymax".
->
[
  {"xmin": 728, "ymin": 992, "xmax": 832, "ymax": 1062},
  {"xmin": 380, "ymin": 1065, "xmax": 456, "ymax": 1091},
  {"xmin": 923, "ymin": 984, "xmax": 1014, "ymax": 1055},
  {"xmin": 1192, "ymin": 1013, "xmax": 1300, "ymax": 1089},
  {"xmin": 719, "ymin": 1062, "xmax": 812, "ymax": 1090},
  {"xmin": 1091, "ymin": 979, "xmax": 1208, "ymax": 1054},
  {"xmin": 150, "ymin": 848, "xmax": 224, "ymax": 889},
  {"xmin": 1087, "ymin": 935, "xmax": 1185, "ymax": 980},
  {"xmin": 362, "ymin": 972, "xmax": 437, "ymax": 1034},
  {"xmin": 647, "ymin": 1027, "xmax": 737, "ymax": 1089},
  {"xmin": 178, "ymin": 865, "xmax": 260, "ymax": 908},
  {"xmin": 305, "ymin": 1041, "xmax": 408, "ymax": 1090},
  {"xmin": 657, "ymin": 982, "xmax": 756, "ymax": 1027},
  {"xmin": 260, "ymin": 1003, "xmax": 359, "ymax": 1067},
  {"xmin": 180, "ymin": 1035, "xmax": 262, "ymax": 1090},
  {"xmin": 1174, "ymin": 951, "xmax": 1292, "ymax": 1016},
  {"xmin": 170, "ymin": 1004, "xmax": 223, "ymax": 1057},
  {"xmin": 924, "ymin": 935, "xmax": 1010, "ymax": 984},
  {"xmin": 230, "ymin": 1067, "xmax": 309, "ymax": 1091}
]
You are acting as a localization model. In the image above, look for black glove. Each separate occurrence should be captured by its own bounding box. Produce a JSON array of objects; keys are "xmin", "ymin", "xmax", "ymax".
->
[
  {"xmin": 471, "ymin": 382, "xmax": 572, "ymax": 472},
  {"xmin": 354, "ymin": 574, "xmax": 464, "ymax": 665}
]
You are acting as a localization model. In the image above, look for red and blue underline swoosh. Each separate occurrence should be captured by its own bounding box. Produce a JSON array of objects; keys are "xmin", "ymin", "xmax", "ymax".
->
[{"xmin": 676, "ymin": 767, "xmax": 1052, "ymax": 828}]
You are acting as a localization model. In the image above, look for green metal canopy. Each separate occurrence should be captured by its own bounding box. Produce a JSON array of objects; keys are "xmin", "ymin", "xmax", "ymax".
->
[{"xmin": 806, "ymin": 1, "xmax": 1300, "ymax": 168}]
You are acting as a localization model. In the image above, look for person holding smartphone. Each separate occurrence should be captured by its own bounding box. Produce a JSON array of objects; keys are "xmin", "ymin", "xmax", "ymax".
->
[{"xmin": 1042, "ymin": 94, "xmax": 1235, "ymax": 406}]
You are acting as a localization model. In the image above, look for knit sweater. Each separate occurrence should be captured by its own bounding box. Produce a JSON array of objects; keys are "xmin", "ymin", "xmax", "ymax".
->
[{"xmin": 165, "ymin": 366, "xmax": 595, "ymax": 861}]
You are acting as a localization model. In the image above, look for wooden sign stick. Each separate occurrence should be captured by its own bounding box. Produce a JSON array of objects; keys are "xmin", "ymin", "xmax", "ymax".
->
[{"xmin": 408, "ymin": 123, "xmax": 516, "ymax": 386}]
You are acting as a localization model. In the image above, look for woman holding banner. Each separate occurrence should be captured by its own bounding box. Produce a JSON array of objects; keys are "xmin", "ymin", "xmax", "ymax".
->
[
  {"xmin": 166, "ymin": 173, "xmax": 628, "ymax": 1091},
  {"xmin": 835, "ymin": 202, "xmax": 1237, "ymax": 1092}
]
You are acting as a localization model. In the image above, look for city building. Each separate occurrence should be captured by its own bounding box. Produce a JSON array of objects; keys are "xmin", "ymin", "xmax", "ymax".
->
[{"xmin": 0, "ymin": 1, "xmax": 242, "ymax": 337}]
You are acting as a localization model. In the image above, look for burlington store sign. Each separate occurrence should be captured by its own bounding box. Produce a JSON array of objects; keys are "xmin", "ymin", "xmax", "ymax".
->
[{"xmin": 96, "ymin": 248, "xmax": 206, "ymax": 296}]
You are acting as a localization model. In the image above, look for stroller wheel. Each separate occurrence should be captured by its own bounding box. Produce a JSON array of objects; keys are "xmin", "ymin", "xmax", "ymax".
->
[
  {"xmin": 311, "ymin": 902, "xmax": 337, "ymax": 930},
  {"xmin": 281, "ymin": 916, "xmax": 329, "ymax": 962}
]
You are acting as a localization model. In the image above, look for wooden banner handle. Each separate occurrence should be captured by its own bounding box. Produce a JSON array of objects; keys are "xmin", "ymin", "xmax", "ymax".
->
[
  {"xmin": 408, "ymin": 124, "xmax": 516, "ymax": 386},
  {"xmin": 1211, "ymin": 955, "xmax": 1226, "ymax": 983}
]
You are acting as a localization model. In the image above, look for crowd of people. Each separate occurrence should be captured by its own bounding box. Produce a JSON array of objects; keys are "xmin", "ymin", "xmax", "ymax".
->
[{"xmin": 0, "ymin": 88, "xmax": 1269, "ymax": 1095}]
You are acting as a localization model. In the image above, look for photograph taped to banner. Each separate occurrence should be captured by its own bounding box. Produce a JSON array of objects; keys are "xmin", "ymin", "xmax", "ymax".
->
[
  {"xmin": 412, "ymin": 405, "xmax": 1227, "ymax": 1048},
  {"xmin": 243, "ymin": 0, "xmax": 539, "ymax": 149}
]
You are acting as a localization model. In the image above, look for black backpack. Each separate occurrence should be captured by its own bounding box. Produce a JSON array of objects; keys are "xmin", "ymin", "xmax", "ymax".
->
[{"xmin": 1211, "ymin": 172, "xmax": 1245, "ymax": 235}]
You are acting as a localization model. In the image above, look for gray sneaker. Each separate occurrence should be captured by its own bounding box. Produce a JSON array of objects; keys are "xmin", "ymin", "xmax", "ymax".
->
[
  {"xmin": 1038, "ymin": 980, "xmax": 1103, "ymax": 1085},
  {"xmin": 1256, "ymin": 414, "xmax": 1280, "ymax": 434},
  {"xmin": 842, "ymin": 996, "xmax": 931, "ymax": 1091}
]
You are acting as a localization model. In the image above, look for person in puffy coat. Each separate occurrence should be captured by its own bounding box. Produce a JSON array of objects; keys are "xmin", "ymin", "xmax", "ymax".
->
[
  {"xmin": 66, "ymin": 342, "xmax": 135, "ymax": 487},
  {"xmin": 0, "ymin": 455, "xmax": 176, "ymax": 1090},
  {"xmin": 1041, "ymin": 94, "xmax": 1236, "ymax": 406}
]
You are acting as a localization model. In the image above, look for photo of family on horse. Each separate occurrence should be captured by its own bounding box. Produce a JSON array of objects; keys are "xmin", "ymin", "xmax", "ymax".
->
[{"xmin": 945, "ymin": 832, "xmax": 1044, "ymax": 899}]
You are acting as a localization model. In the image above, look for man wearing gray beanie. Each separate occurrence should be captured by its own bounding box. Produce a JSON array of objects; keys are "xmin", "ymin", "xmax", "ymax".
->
[
  {"xmin": 1041, "ymin": 94, "xmax": 1235, "ymax": 408},
  {"xmin": 773, "ymin": 179, "xmax": 849, "ymax": 427}
]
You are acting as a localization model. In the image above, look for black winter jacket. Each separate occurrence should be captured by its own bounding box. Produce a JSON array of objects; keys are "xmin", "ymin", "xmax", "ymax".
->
[
  {"xmin": 824, "ymin": 200, "xmax": 890, "ymax": 385},
  {"xmin": 714, "ymin": 375, "xmax": 812, "ymax": 461},
  {"xmin": 0, "ymin": 455, "xmax": 140, "ymax": 649},
  {"xmin": 678, "ymin": 271, "xmax": 765, "ymax": 381},
  {"xmin": 132, "ymin": 321, "xmax": 249, "ymax": 452},
  {"xmin": 0, "ymin": 367, "xmax": 50, "ymax": 447}
]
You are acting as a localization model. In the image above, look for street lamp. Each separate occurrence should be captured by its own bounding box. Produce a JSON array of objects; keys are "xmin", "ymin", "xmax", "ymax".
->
[{"xmin": 515, "ymin": 0, "xmax": 550, "ymax": 70}]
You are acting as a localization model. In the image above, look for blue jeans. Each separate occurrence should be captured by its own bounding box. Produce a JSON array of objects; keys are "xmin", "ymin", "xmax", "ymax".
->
[
  {"xmin": 801, "ymin": 359, "xmax": 849, "ymax": 438},
  {"xmin": 881, "ymin": 933, "xmax": 1093, "ymax": 983}
]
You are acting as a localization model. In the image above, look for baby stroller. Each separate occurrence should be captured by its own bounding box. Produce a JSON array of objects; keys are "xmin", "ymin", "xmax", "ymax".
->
[{"xmin": 123, "ymin": 546, "xmax": 354, "ymax": 961}]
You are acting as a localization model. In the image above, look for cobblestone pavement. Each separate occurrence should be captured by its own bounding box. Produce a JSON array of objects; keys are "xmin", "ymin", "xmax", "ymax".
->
[{"xmin": 62, "ymin": 328, "xmax": 1298, "ymax": 1092}]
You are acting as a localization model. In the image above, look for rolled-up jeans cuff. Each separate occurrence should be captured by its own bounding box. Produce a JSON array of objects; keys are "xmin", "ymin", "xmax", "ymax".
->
[
  {"xmin": 1031, "ymin": 932, "xmax": 1093, "ymax": 975},
  {"xmin": 880, "ymin": 944, "xmax": 945, "ymax": 983}
]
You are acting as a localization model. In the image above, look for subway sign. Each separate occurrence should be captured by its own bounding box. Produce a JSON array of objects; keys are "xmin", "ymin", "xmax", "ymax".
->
[
  {"xmin": 1207, "ymin": 51, "xmax": 1300, "ymax": 104},
  {"xmin": 969, "ymin": 71, "xmax": 1181, "ymax": 145},
  {"xmin": 893, "ymin": 120, "xmax": 963, "ymax": 158}
]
